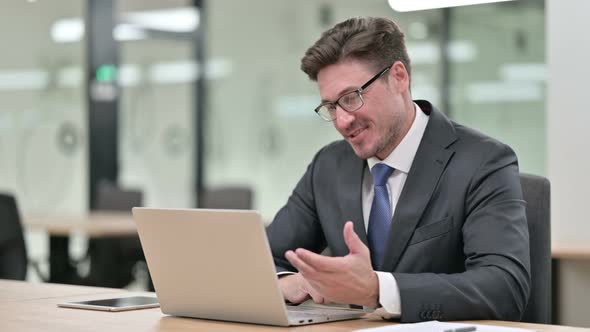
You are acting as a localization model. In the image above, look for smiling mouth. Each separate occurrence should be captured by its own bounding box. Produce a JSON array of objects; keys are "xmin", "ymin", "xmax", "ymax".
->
[{"xmin": 348, "ymin": 127, "xmax": 366, "ymax": 139}]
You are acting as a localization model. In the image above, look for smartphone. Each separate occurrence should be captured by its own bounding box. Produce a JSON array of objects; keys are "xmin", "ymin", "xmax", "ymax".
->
[{"xmin": 57, "ymin": 296, "xmax": 159, "ymax": 312}]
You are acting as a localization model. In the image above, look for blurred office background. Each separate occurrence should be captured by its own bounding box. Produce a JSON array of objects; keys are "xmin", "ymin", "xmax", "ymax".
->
[{"xmin": 0, "ymin": 0, "xmax": 588, "ymax": 327}]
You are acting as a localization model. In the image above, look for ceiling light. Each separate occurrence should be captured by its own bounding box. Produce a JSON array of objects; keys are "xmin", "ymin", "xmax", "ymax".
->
[
  {"xmin": 113, "ymin": 24, "xmax": 147, "ymax": 41},
  {"xmin": 50, "ymin": 7, "xmax": 199, "ymax": 43},
  {"xmin": 467, "ymin": 81, "xmax": 542, "ymax": 103},
  {"xmin": 0, "ymin": 70, "xmax": 48, "ymax": 91},
  {"xmin": 149, "ymin": 62, "xmax": 198, "ymax": 84},
  {"xmin": 407, "ymin": 40, "xmax": 477, "ymax": 65},
  {"xmin": 51, "ymin": 18, "xmax": 84, "ymax": 43},
  {"xmin": 124, "ymin": 7, "xmax": 199, "ymax": 32},
  {"xmin": 388, "ymin": 0, "xmax": 515, "ymax": 12},
  {"xmin": 500, "ymin": 63, "xmax": 546, "ymax": 82}
]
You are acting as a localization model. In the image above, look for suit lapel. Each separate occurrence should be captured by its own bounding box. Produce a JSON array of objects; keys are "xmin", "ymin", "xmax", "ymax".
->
[
  {"xmin": 381, "ymin": 101, "xmax": 458, "ymax": 271},
  {"xmin": 337, "ymin": 152, "xmax": 368, "ymax": 246}
]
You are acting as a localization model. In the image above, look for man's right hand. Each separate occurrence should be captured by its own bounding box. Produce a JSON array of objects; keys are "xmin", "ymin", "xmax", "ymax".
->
[{"xmin": 279, "ymin": 273, "xmax": 327, "ymax": 304}]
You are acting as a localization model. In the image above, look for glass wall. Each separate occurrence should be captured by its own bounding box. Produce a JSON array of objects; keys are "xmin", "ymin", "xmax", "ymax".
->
[
  {"xmin": 206, "ymin": 0, "xmax": 443, "ymax": 220},
  {"xmin": 117, "ymin": 0, "xmax": 196, "ymax": 208},
  {"xmin": 449, "ymin": 0, "xmax": 546, "ymax": 176},
  {"xmin": 0, "ymin": 1, "xmax": 87, "ymax": 215},
  {"xmin": 0, "ymin": 1, "xmax": 87, "ymax": 281},
  {"xmin": 0, "ymin": 0, "xmax": 546, "ymax": 227},
  {"xmin": 206, "ymin": 0, "xmax": 545, "ymax": 220}
]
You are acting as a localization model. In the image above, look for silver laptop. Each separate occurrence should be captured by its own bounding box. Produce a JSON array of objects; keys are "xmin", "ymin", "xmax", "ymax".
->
[{"xmin": 132, "ymin": 207, "xmax": 365, "ymax": 326}]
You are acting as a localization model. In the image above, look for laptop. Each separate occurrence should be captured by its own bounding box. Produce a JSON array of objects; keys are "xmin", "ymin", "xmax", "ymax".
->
[{"xmin": 132, "ymin": 207, "xmax": 366, "ymax": 326}]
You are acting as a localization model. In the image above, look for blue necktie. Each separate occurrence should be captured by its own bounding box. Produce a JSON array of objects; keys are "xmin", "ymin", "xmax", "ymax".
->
[{"xmin": 367, "ymin": 163, "xmax": 394, "ymax": 270}]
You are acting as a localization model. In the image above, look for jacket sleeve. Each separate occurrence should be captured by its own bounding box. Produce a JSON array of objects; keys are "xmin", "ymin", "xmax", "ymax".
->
[
  {"xmin": 393, "ymin": 143, "xmax": 531, "ymax": 322},
  {"xmin": 266, "ymin": 147, "xmax": 327, "ymax": 273}
]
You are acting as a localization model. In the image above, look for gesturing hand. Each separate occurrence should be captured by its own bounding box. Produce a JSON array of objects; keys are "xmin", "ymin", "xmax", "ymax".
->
[{"xmin": 285, "ymin": 221, "xmax": 379, "ymax": 308}]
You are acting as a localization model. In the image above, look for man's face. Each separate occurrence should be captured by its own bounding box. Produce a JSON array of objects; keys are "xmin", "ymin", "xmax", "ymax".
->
[{"xmin": 317, "ymin": 60, "xmax": 411, "ymax": 160}]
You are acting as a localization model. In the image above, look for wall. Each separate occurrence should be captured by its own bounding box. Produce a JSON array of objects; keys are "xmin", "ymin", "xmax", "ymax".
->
[{"xmin": 547, "ymin": 0, "xmax": 590, "ymax": 327}]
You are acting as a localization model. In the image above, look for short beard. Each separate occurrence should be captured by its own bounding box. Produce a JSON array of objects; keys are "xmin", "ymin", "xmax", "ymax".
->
[
  {"xmin": 349, "ymin": 123, "xmax": 401, "ymax": 160},
  {"xmin": 373, "ymin": 108, "xmax": 407, "ymax": 159},
  {"xmin": 347, "ymin": 106, "xmax": 409, "ymax": 160}
]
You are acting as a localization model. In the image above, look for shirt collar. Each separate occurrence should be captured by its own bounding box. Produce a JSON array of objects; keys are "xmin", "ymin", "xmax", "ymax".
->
[{"xmin": 367, "ymin": 102, "xmax": 429, "ymax": 174}]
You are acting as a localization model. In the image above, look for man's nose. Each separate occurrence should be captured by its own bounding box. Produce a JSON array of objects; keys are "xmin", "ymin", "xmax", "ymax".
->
[{"xmin": 334, "ymin": 106, "xmax": 355, "ymax": 129}]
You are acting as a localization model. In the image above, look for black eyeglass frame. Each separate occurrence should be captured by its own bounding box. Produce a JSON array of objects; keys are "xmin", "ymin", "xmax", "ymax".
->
[{"xmin": 314, "ymin": 64, "xmax": 393, "ymax": 121}]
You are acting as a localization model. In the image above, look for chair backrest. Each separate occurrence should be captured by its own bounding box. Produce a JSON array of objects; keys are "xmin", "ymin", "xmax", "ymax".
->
[
  {"xmin": 0, "ymin": 193, "xmax": 28, "ymax": 280},
  {"xmin": 519, "ymin": 173, "xmax": 551, "ymax": 324},
  {"xmin": 94, "ymin": 181, "xmax": 143, "ymax": 211},
  {"xmin": 200, "ymin": 186, "xmax": 253, "ymax": 210},
  {"xmin": 88, "ymin": 182, "xmax": 144, "ymax": 288}
]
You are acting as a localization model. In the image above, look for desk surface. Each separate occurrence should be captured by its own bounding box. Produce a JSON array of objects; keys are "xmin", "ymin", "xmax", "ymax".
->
[
  {"xmin": 24, "ymin": 212, "xmax": 136, "ymax": 237},
  {"xmin": 0, "ymin": 279, "xmax": 120, "ymax": 302},
  {"xmin": 552, "ymin": 243, "xmax": 590, "ymax": 260},
  {"xmin": 1, "ymin": 281, "xmax": 588, "ymax": 332}
]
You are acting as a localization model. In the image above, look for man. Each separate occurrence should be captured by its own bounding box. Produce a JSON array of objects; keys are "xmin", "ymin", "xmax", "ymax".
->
[{"xmin": 266, "ymin": 17, "xmax": 530, "ymax": 323}]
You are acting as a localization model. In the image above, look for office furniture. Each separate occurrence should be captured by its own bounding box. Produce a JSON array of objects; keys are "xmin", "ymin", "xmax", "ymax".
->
[
  {"xmin": 520, "ymin": 173, "xmax": 552, "ymax": 324},
  {"xmin": 25, "ymin": 213, "xmax": 136, "ymax": 236},
  {"xmin": 200, "ymin": 186, "xmax": 253, "ymax": 209},
  {"xmin": 87, "ymin": 182, "xmax": 144, "ymax": 288},
  {"xmin": 2, "ymin": 280, "xmax": 588, "ymax": 332},
  {"xmin": 0, "ymin": 279, "xmax": 118, "ymax": 302},
  {"xmin": 551, "ymin": 242, "xmax": 590, "ymax": 325},
  {"xmin": 24, "ymin": 212, "xmax": 136, "ymax": 284},
  {"xmin": 520, "ymin": 176, "xmax": 590, "ymax": 325},
  {"xmin": 0, "ymin": 193, "xmax": 28, "ymax": 280},
  {"xmin": 552, "ymin": 244, "xmax": 590, "ymax": 260},
  {"xmin": 93, "ymin": 182, "xmax": 143, "ymax": 211}
]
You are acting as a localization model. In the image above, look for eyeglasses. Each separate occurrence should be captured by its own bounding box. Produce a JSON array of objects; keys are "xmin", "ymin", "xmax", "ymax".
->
[{"xmin": 314, "ymin": 64, "xmax": 392, "ymax": 121}]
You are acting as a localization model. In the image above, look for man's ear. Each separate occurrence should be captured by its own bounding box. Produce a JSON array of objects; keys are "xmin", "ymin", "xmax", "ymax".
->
[{"xmin": 389, "ymin": 61, "xmax": 410, "ymax": 92}]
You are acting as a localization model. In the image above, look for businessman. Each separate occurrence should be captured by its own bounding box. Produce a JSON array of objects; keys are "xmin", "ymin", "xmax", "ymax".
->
[{"xmin": 266, "ymin": 17, "xmax": 531, "ymax": 322}]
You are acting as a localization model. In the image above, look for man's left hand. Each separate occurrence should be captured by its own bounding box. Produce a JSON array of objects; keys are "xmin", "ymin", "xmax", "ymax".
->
[{"xmin": 284, "ymin": 221, "xmax": 379, "ymax": 308}]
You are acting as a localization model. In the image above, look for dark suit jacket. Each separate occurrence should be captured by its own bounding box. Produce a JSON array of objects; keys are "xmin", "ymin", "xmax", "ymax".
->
[{"xmin": 266, "ymin": 100, "xmax": 531, "ymax": 322}]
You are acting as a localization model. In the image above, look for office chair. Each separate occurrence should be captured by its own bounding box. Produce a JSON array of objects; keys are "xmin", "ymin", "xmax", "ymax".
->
[
  {"xmin": 519, "ymin": 173, "xmax": 551, "ymax": 324},
  {"xmin": 93, "ymin": 181, "xmax": 143, "ymax": 211},
  {"xmin": 85, "ymin": 181, "xmax": 145, "ymax": 288},
  {"xmin": 200, "ymin": 186, "xmax": 253, "ymax": 210},
  {"xmin": 0, "ymin": 193, "xmax": 28, "ymax": 280}
]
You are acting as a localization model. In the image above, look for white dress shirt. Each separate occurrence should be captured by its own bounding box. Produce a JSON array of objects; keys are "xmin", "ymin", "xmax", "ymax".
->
[{"xmin": 362, "ymin": 103, "xmax": 429, "ymax": 318}]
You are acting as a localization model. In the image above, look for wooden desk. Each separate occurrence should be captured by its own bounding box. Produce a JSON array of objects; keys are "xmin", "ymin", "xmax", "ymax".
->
[
  {"xmin": 552, "ymin": 243, "xmax": 590, "ymax": 260},
  {"xmin": 0, "ymin": 279, "xmax": 119, "ymax": 302},
  {"xmin": 1, "ymin": 281, "xmax": 588, "ymax": 332},
  {"xmin": 24, "ymin": 212, "xmax": 136, "ymax": 237},
  {"xmin": 551, "ymin": 242, "xmax": 590, "ymax": 325},
  {"xmin": 23, "ymin": 212, "xmax": 137, "ymax": 284}
]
